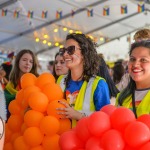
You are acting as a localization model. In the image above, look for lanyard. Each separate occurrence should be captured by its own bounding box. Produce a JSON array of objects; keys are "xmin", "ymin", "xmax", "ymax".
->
[{"xmin": 132, "ymin": 91, "xmax": 137, "ymax": 118}]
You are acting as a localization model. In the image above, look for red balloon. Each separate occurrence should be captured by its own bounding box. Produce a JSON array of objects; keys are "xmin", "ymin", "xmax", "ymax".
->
[
  {"xmin": 100, "ymin": 129, "xmax": 125, "ymax": 150},
  {"xmin": 110, "ymin": 107, "xmax": 136, "ymax": 133},
  {"xmin": 76, "ymin": 117, "xmax": 91, "ymax": 142},
  {"xmin": 137, "ymin": 114, "xmax": 150, "ymax": 130},
  {"xmin": 139, "ymin": 142, "xmax": 150, "ymax": 150},
  {"xmin": 85, "ymin": 136, "xmax": 102, "ymax": 150},
  {"xmin": 124, "ymin": 145, "xmax": 137, "ymax": 150},
  {"xmin": 100, "ymin": 104, "xmax": 117, "ymax": 116},
  {"xmin": 124, "ymin": 121, "xmax": 150, "ymax": 148},
  {"xmin": 87, "ymin": 111, "xmax": 111, "ymax": 137},
  {"xmin": 59, "ymin": 130, "xmax": 84, "ymax": 150}
]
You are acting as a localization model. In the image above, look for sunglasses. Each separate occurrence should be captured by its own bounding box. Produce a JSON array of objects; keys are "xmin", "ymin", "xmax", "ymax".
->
[{"xmin": 59, "ymin": 45, "xmax": 78, "ymax": 55}]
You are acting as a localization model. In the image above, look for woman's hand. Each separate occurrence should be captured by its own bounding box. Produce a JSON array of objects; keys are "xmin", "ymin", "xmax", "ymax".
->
[{"xmin": 56, "ymin": 101, "xmax": 83, "ymax": 120}]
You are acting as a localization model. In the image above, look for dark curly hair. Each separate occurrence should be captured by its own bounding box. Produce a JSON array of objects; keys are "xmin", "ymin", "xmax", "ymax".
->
[{"xmin": 64, "ymin": 33, "xmax": 100, "ymax": 87}]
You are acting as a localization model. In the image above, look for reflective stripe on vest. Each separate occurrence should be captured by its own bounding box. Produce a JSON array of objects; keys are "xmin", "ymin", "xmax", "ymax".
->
[
  {"xmin": 57, "ymin": 75, "xmax": 103, "ymax": 127},
  {"xmin": 116, "ymin": 91, "xmax": 150, "ymax": 117}
]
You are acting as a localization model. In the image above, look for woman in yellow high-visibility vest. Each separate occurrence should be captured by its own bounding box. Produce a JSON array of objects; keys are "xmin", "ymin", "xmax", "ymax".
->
[
  {"xmin": 57, "ymin": 33, "xmax": 110, "ymax": 127},
  {"xmin": 116, "ymin": 40, "xmax": 150, "ymax": 118}
]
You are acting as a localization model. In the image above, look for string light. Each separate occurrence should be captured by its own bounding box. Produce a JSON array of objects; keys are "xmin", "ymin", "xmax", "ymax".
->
[
  {"xmin": 35, "ymin": 38, "xmax": 40, "ymax": 42},
  {"xmin": 35, "ymin": 26, "xmax": 109, "ymax": 46},
  {"xmin": 54, "ymin": 28, "xmax": 58, "ymax": 32},
  {"xmin": 63, "ymin": 27, "xmax": 67, "ymax": 31},
  {"xmin": 55, "ymin": 42, "xmax": 59, "ymax": 46},
  {"xmin": 69, "ymin": 30, "xmax": 73, "ymax": 33},
  {"xmin": 48, "ymin": 42, "xmax": 52, "ymax": 46},
  {"xmin": 59, "ymin": 45, "xmax": 64, "ymax": 48},
  {"xmin": 100, "ymin": 37, "xmax": 104, "ymax": 41},
  {"xmin": 44, "ymin": 34, "xmax": 48, "ymax": 38},
  {"xmin": 43, "ymin": 40, "xmax": 47, "ymax": 44}
]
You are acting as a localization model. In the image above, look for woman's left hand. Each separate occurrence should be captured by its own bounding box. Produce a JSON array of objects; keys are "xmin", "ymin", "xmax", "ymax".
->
[{"xmin": 56, "ymin": 101, "xmax": 83, "ymax": 120}]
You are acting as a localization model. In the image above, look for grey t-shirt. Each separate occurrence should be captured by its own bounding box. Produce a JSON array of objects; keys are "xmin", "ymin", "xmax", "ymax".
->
[{"xmin": 0, "ymin": 84, "xmax": 7, "ymax": 121}]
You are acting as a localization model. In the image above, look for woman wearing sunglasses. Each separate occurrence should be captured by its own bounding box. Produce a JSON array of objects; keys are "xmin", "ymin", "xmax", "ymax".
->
[{"xmin": 57, "ymin": 33, "xmax": 110, "ymax": 127}]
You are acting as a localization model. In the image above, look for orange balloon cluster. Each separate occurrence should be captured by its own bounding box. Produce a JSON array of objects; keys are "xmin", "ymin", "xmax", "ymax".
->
[
  {"xmin": 59, "ymin": 105, "xmax": 150, "ymax": 150},
  {"xmin": 4, "ymin": 72, "xmax": 71, "ymax": 150}
]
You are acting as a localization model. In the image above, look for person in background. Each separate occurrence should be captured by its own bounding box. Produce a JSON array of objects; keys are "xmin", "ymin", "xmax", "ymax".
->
[
  {"xmin": 134, "ymin": 28, "xmax": 150, "ymax": 41},
  {"xmin": 4, "ymin": 49, "xmax": 39, "ymax": 120},
  {"xmin": 0, "ymin": 62, "xmax": 12, "ymax": 89},
  {"xmin": 47, "ymin": 60, "xmax": 54, "ymax": 74},
  {"xmin": 7, "ymin": 52, "xmax": 15, "ymax": 64},
  {"xmin": 53, "ymin": 52, "xmax": 69, "ymax": 80},
  {"xmin": 0, "ymin": 83, "xmax": 6, "ymax": 150},
  {"xmin": 113, "ymin": 63, "xmax": 127, "ymax": 91},
  {"xmin": 57, "ymin": 33, "xmax": 110, "ymax": 127},
  {"xmin": 116, "ymin": 40, "xmax": 150, "ymax": 118},
  {"xmin": 97, "ymin": 54, "xmax": 119, "ymax": 104}
]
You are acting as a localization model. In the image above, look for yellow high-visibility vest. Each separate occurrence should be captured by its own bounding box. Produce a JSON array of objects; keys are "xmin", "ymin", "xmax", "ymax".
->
[
  {"xmin": 57, "ymin": 75, "xmax": 104, "ymax": 127},
  {"xmin": 116, "ymin": 91, "xmax": 150, "ymax": 117}
]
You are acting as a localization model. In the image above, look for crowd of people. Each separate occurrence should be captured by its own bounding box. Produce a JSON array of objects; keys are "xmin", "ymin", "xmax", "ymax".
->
[{"xmin": 0, "ymin": 28, "xmax": 150, "ymax": 149}]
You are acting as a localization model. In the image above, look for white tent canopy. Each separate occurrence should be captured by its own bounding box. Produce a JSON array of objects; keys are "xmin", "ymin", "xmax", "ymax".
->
[{"xmin": 0, "ymin": 0, "xmax": 150, "ymax": 62}]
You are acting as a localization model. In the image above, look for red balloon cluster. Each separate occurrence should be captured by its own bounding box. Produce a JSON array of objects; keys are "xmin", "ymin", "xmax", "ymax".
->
[
  {"xmin": 59, "ymin": 105, "xmax": 150, "ymax": 150},
  {"xmin": 4, "ymin": 73, "xmax": 71, "ymax": 150}
]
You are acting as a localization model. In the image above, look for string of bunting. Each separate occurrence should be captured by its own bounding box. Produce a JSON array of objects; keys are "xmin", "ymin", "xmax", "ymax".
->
[{"xmin": 1, "ymin": 2, "xmax": 145, "ymax": 18}]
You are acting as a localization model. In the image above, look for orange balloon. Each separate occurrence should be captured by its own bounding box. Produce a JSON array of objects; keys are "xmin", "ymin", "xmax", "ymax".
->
[
  {"xmin": 4, "ymin": 142, "xmax": 13, "ymax": 150},
  {"xmin": 21, "ymin": 73, "xmax": 37, "ymax": 89},
  {"xmin": 16, "ymin": 89, "xmax": 24, "ymax": 106},
  {"xmin": 30, "ymin": 145, "xmax": 44, "ymax": 150},
  {"xmin": 23, "ymin": 127, "xmax": 44, "ymax": 147},
  {"xmin": 24, "ymin": 110, "xmax": 44, "ymax": 127},
  {"xmin": 7, "ymin": 115, "xmax": 23, "ymax": 132},
  {"xmin": 57, "ymin": 119, "xmax": 71, "ymax": 135},
  {"xmin": 42, "ymin": 134, "xmax": 60, "ymax": 150},
  {"xmin": 5, "ymin": 124, "xmax": 12, "ymax": 143},
  {"xmin": 23, "ymin": 85, "xmax": 41, "ymax": 102},
  {"xmin": 42, "ymin": 83, "xmax": 63, "ymax": 102},
  {"xmin": 8, "ymin": 100, "xmax": 21, "ymax": 115},
  {"xmin": 39, "ymin": 116, "xmax": 60, "ymax": 136},
  {"xmin": 47, "ymin": 99, "xmax": 68, "ymax": 119},
  {"xmin": 35, "ymin": 72, "xmax": 55, "ymax": 89},
  {"xmin": 21, "ymin": 123, "xmax": 27, "ymax": 134},
  {"xmin": 11, "ymin": 132, "xmax": 21, "ymax": 144},
  {"xmin": 28, "ymin": 91, "xmax": 49, "ymax": 112},
  {"xmin": 14, "ymin": 136, "xmax": 30, "ymax": 150}
]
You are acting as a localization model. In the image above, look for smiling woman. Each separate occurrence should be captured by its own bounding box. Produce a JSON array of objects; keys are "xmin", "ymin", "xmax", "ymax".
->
[
  {"xmin": 57, "ymin": 33, "xmax": 110, "ymax": 128},
  {"xmin": 53, "ymin": 52, "xmax": 69, "ymax": 80},
  {"xmin": 4, "ymin": 49, "xmax": 39, "ymax": 120},
  {"xmin": 116, "ymin": 40, "xmax": 150, "ymax": 118}
]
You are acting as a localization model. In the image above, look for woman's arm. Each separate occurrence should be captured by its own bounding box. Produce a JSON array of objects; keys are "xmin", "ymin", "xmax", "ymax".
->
[{"xmin": 94, "ymin": 79, "xmax": 111, "ymax": 110}]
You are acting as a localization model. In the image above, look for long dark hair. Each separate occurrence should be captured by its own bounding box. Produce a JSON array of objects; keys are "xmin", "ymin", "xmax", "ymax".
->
[
  {"xmin": 64, "ymin": 33, "xmax": 100, "ymax": 86},
  {"xmin": 53, "ymin": 52, "xmax": 60, "ymax": 80},
  {"xmin": 113, "ymin": 63, "xmax": 125, "ymax": 85},
  {"xmin": 118, "ymin": 40, "xmax": 150, "ymax": 105},
  {"xmin": 97, "ymin": 56, "xmax": 119, "ymax": 97},
  {"xmin": 9, "ymin": 49, "xmax": 39, "ymax": 88}
]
